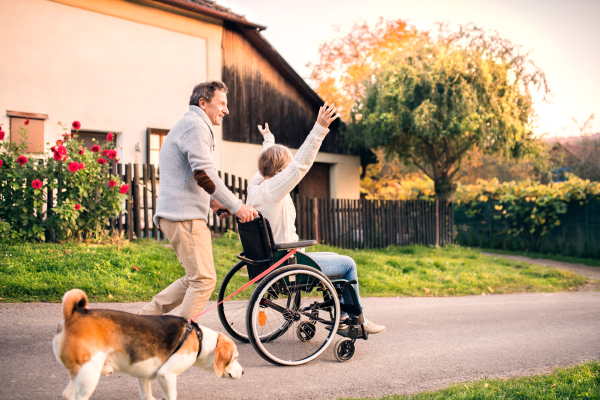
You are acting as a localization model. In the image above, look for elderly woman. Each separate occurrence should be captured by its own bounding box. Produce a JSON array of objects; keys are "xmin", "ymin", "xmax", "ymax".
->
[{"xmin": 245, "ymin": 102, "xmax": 385, "ymax": 335}]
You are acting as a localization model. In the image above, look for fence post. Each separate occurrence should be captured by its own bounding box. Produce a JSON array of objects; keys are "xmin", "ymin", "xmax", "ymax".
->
[
  {"xmin": 313, "ymin": 198, "xmax": 319, "ymax": 244},
  {"xmin": 435, "ymin": 199, "xmax": 440, "ymax": 247},
  {"xmin": 150, "ymin": 164, "xmax": 158, "ymax": 240},
  {"xmin": 125, "ymin": 164, "xmax": 133, "ymax": 240},
  {"xmin": 142, "ymin": 164, "xmax": 149, "ymax": 239},
  {"xmin": 133, "ymin": 164, "xmax": 141, "ymax": 239}
]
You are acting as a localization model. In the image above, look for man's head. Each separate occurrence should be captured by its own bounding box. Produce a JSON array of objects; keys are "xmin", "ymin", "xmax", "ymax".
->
[{"xmin": 189, "ymin": 81, "xmax": 229, "ymax": 126}]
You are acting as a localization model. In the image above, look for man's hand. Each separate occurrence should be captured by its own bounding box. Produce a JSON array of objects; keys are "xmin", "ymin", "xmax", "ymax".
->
[
  {"xmin": 257, "ymin": 123, "xmax": 271, "ymax": 137},
  {"xmin": 210, "ymin": 199, "xmax": 231, "ymax": 219},
  {"xmin": 316, "ymin": 102, "xmax": 339, "ymax": 129},
  {"xmin": 235, "ymin": 204, "xmax": 259, "ymax": 223}
]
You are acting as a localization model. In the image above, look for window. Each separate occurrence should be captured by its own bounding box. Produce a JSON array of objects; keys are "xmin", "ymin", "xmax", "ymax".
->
[
  {"xmin": 147, "ymin": 128, "xmax": 169, "ymax": 167},
  {"xmin": 7, "ymin": 110, "xmax": 48, "ymax": 153},
  {"xmin": 74, "ymin": 130, "xmax": 118, "ymax": 150}
]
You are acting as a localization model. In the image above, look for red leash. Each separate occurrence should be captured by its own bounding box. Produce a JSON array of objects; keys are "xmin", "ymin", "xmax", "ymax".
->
[{"xmin": 188, "ymin": 249, "xmax": 298, "ymax": 323}]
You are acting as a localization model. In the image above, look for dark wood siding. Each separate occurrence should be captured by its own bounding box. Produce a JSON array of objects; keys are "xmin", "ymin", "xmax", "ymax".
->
[{"xmin": 222, "ymin": 23, "xmax": 347, "ymax": 154}]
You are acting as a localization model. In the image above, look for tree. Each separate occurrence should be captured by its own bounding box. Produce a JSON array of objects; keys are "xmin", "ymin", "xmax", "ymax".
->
[
  {"xmin": 309, "ymin": 18, "xmax": 419, "ymax": 121},
  {"xmin": 347, "ymin": 24, "xmax": 550, "ymax": 199}
]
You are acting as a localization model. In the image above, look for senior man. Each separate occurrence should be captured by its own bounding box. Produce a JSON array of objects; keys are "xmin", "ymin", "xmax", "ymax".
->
[{"xmin": 139, "ymin": 80, "xmax": 257, "ymax": 320}]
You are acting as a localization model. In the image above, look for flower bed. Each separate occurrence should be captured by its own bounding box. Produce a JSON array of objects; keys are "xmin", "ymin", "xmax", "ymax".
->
[{"xmin": 0, "ymin": 121, "xmax": 127, "ymax": 242}]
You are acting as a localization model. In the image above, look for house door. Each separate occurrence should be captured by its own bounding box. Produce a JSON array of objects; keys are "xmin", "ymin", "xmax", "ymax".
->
[{"xmin": 296, "ymin": 162, "xmax": 330, "ymax": 199}]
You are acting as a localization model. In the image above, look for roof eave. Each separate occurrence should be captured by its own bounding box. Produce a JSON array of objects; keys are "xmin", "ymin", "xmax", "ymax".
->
[{"xmin": 151, "ymin": 0, "xmax": 267, "ymax": 30}]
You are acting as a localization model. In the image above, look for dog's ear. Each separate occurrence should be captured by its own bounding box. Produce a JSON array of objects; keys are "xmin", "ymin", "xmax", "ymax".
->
[{"xmin": 213, "ymin": 333, "xmax": 235, "ymax": 377}]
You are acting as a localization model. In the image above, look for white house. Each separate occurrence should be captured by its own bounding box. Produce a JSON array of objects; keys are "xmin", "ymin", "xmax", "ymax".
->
[{"xmin": 0, "ymin": 0, "xmax": 361, "ymax": 199}]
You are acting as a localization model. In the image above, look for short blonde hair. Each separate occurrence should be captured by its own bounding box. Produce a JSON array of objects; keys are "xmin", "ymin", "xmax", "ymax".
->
[{"xmin": 258, "ymin": 145, "xmax": 293, "ymax": 178}]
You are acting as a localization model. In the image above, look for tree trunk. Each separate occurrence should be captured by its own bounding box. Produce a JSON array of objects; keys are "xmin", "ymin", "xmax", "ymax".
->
[{"xmin": 434, "ymin": 176, "xmax": 456, "ymax": 200}]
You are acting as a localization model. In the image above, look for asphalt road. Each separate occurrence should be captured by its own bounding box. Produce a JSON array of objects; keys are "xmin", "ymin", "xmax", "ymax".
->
[{"xmin": 1, "ymin": 293, "xmax": 599, "ymax": 400}]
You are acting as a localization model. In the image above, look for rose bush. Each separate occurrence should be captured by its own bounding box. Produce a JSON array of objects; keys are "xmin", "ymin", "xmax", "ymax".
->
[{"xmin": 0, "ymin": 122, "xmax": 128, "ymax": 242}]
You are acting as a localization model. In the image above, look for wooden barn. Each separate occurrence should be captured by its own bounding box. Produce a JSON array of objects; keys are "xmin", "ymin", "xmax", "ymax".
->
[{"xmin": 0, "ymin": 0, "xmax": 361, "ymax": 199}]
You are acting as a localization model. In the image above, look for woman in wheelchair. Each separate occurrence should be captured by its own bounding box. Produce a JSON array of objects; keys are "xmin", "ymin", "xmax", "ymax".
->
[{"xmin": 245, "ymin": 102, "xmax": 385, "ymax": 336}]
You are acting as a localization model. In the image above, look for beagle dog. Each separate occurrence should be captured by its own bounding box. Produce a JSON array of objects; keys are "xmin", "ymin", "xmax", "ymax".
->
[{"xmin": 53, "ymin": 289, "xmax": 243, "ymax": 400}]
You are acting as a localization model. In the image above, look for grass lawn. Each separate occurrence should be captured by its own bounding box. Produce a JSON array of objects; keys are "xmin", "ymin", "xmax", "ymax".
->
[
  {"xmin": 0, "ymin": 237, "xmax": 591, "ymax": 303},
  {"xmin": 481, "ymin": 248, "xmax": 600, "ymax": 268},
  {"xmin": 343, "ymin": 360, "xmax": 600, "ymax": 400}
]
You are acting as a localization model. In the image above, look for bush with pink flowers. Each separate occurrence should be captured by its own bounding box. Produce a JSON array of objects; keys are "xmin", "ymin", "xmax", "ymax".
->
[{"xmin": 0, "ymin": 122, "xmax": 128, "ymax": 242}]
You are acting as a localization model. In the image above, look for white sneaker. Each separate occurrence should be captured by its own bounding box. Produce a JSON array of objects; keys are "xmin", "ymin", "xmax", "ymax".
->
[{"xmin": 363, "ymin": 319, "xmax": 386, "ymax": 334}]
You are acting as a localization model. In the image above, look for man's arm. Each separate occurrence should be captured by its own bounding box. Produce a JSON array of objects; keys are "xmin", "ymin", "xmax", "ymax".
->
[{"xmin": 181, "ymin": 122, "xmax": 257, "ymax": 222}]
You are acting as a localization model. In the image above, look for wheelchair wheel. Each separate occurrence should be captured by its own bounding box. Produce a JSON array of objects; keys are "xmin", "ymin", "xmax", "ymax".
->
[
  {"xmin": 218, "ymin": 261, "xmax": 297, "ymax": 343},
  {"xmin": 333, "ymin": 338, "xmax": 355, "ymax": 362},
  {"xmin": 246, "ymin": 265, "xmax": 340, "ymax": 366},
  {"xmin": 217, "ymin": 261, "xmax": 257, "ymax": 343}
]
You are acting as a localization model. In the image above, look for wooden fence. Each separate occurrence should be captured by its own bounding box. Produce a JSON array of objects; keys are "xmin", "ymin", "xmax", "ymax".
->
[
  {"xmin": 293, "ymin": 195, "xmax": 453, "ymax": 249},
  {"xmin": 113, "ymin": 163, "xmax": 453, "ymax": 248}
]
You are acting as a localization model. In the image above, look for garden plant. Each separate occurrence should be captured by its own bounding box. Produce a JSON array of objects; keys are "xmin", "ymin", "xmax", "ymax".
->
[{"xmin": 0, "ymin": 121, "xmax": 128, "ymax": 242}]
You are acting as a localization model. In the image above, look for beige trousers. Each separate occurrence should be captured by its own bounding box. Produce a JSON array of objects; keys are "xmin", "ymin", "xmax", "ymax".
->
[{"xmin": 139, "ymin": 219, "xmax": 216, "ymax": 320}]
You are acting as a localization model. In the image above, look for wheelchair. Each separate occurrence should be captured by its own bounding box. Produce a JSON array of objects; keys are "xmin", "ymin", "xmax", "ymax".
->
[{"xmin": 217, "ymin": 213, "xmax": 368, "ymax": 366}]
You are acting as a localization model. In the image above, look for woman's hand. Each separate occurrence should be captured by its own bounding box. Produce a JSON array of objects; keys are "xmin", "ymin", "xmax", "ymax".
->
[
  {"xmin": 317, "ymin": 102, "xmax": 339, "ymax": 128},
  {"xmin": 257, "ymin": 123, "xmax": 271, "ymax": 137}
]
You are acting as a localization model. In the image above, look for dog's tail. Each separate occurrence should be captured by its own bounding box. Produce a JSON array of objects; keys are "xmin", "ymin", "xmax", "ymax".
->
[{"xmin": 61, "ymin": 289, "xmax": 88, "ymax": 321}]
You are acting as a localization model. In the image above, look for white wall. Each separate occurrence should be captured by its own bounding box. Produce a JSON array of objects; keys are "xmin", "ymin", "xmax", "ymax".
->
[{"xmin": 0, "ymin": 0, "xmax": 210, "ymax": 162}]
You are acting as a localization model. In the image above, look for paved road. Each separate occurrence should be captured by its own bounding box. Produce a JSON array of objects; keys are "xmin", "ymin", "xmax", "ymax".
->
[
  {"xmin": 481, "ymin": 253, "xmax": 600, "ymax": 281},
  {"xmin": 1, "ymin": 293, "xmax": 599, "ymax": 400}
]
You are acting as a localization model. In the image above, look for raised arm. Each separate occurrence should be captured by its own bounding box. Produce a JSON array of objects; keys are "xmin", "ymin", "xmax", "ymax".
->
[
  {"xmin": 249, "ymin": 123, "xmax": 276, "ymax": 188},
  {"xmin": 261, "ymin": 102, "xmax": 338, "ymax": 203}
]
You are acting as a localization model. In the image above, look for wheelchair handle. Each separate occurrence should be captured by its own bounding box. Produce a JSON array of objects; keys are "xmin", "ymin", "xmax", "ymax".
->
[{"xmin": 216, "ymin": 209, "xmax": 229, "ymax": 217}]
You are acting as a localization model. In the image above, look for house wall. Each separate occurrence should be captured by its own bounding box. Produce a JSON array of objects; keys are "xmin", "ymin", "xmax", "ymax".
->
[{"xmin": 0, "ymin": 0, "xmax": 222, "ymax": 163}]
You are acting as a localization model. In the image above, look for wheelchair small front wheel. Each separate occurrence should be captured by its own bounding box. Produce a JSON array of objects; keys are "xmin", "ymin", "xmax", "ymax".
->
[{"xmin": 334, "ymin": 338, "xmax": 355, "ymax": 362}]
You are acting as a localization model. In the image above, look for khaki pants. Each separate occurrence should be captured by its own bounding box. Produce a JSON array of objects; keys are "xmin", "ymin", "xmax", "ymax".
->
[{"xmin": 139, "ymin": 219, "xmax": 216, "ymax": 320}]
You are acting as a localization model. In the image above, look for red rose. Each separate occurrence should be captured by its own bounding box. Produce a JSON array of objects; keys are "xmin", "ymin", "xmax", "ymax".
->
[
  {"xmin": 97, "ymin": 158, "xmax": 107, "ymax": 165},
  {"xmin": 109, "ymin": 179, "xmax": 117, "ymax": 188},
  {"xmin": 78, "ymin": 146, "xmax": 85, "ymax": 155},
  {"xmin": 79, "ymin": 163, "xmax": 85, "ymax": 169},
  {"xmin": 68, "ymin": 162, "xmax": 79, "ymax": 172},
  {"xmin": 0, "ymin": 160, "xmax": 3, "ymax": 167},
  {"xmin": 72, "ymin": 121, "xmax": 81, "ymax": 130},
  {"xmin": 115, "ymin": 158, "xmax": 120, "ymax": 162},
  {"xmin": 17, "ymin": 155, "xmax": 28, "ymax": 165},
  {"xmin": 74, "ymin": 204, "xmax": 81, "ymax": 211},
  {"xmin": 53, "ymin": 152, "xmax": 62, "ymax": 161},
  {"xmin": 91, "ymin": 145, "xmax": 100, "ymax": 153},
  {"xmin": 56, "ymin": 140, "xmax": 63, "ymax": 146},
  {"xmin": 25, "ymin": 118, "xmax": 30, "ymax": 126},
  {"xmin": 70, "ymin": 132, "xmax": 75, "ymax": 138},
  {"xmin": 102, "ymin": 149, "xmax": 109, "ymax": 157},
  {"xmin": 0, "ymin": 130, "xmax": 5, "ymax": 140},
  {"xmin": 119, "ymin": 184, "xmax": 130, "ymax": 194},
  {"xmin": 62, "ymin": 155, "xmax": 68, "ymax": 161},
  {"xmin": 50, "ymin": 146, "xmax": 56, "ymax": 152},
  {"xmin": 57, "ymin": 145, "xmax": 67, "ymax": 156},
  {"xmin": 107, "ymin": 132, "xmax": 114, "ymax": 142},
  {"xmin": 106, "ymin": 149, "xmax": 117, "ymax": 159},
  {"xmin": 31, "ymin": 179, "xmax": 42, "ymax": 189}
]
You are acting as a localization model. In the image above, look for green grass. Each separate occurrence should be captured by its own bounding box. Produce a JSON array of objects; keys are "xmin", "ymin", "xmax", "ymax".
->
[
  {"xmin": 342, "ymin": 360, "xmax": 600, "ymax": 400},
  {"xmin": 481, "ymin": 248, "xmax": 600, "ymax": 268},
  {"xmin": 0, "ymin": 238, "xmax": 591, "ymax": 303}
]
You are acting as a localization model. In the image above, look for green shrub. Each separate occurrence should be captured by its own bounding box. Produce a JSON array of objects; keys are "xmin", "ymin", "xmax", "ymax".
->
[{"xmin": 0, "ymin": 122, "xmax": 127, "ymax": 242}]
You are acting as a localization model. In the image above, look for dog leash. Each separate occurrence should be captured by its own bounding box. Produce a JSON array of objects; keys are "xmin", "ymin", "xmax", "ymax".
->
[{"xmin": 188, "ymin": 248, "xmax": 298, "ymax": 323}]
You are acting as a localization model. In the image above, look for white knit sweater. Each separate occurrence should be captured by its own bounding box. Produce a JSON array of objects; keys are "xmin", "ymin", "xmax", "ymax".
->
[{"xmin": 246, "ymin": 122, "xmax": 329, "ymax": 244}]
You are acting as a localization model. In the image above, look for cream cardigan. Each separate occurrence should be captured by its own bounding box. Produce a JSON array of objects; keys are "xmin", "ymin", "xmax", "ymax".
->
[{"xmin": 246, "ymin": 122, "xmax": 329, "ymax": 244}]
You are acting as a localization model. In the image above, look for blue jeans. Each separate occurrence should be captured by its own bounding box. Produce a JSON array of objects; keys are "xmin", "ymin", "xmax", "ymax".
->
[{"xmin": 307, "ymin": 252, "xmax": 361, "ymax": 317}]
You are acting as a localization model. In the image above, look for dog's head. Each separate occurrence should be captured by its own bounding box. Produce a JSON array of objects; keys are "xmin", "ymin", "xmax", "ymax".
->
[{"xmin": 213, "ymin": 333, "xmax": 243, "ymax": 379}]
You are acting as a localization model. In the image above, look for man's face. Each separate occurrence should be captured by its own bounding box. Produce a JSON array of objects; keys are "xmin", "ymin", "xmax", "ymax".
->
[{"xmin": 199, "ymin": 90, "xmax": 229, "ymax": 126}]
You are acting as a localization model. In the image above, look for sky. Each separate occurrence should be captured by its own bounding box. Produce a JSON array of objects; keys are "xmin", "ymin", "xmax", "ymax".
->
[{"xmin": 218, "ymin": 0, "xmax": 600, "ymax": 137}]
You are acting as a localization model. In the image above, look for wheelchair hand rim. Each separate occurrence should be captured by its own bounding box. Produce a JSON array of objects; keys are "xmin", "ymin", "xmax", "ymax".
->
[{"xmin": 248, "ymin": 267, "xmax": 340, "ymax": 366}]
